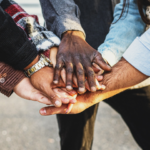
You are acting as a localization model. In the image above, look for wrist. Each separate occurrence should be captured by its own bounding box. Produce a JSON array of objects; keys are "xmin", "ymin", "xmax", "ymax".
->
[
  {"xmin": 24, "ymin": 55, "xmax": 39, "ymax": 70},
  {"xmin": 62, "ymin": 31, "xmax": 85, "ymax": 40}
]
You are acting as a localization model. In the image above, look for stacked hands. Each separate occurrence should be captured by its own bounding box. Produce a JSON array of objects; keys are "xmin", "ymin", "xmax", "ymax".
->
[{"xmin": 14, "ymin": 31, "xmax": 111, "ymax": 115}]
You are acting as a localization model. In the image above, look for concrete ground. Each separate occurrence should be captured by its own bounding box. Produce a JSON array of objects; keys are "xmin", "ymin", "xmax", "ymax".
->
[
  {"xmin": 0, "ymin": 93, "xmax": 141, "ymax": 150},
  {"xmin": 0, "ymin": 0, "xmax": 141, "ymax": 150}
]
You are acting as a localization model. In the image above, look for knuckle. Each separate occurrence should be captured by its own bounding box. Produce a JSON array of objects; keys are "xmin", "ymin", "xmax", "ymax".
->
[
  {"xmin": 77, "ymin": 69, "xmax": 84, "ymax": 75},
  {"xmin": 78, "ymin": 80, "xmax": 84, "ymax": 86},
  {"xmin": 55, "ymin": 63, "xmax": 62, "ymax": 70},
  {"xmin": 66, "ymin": 67, "xmax": 73, "ymax": 74},
  {"xmin": 89, "ymin": 80, "xmax": 95, "ymax": 86},
  {"xmin": 49, "ymin": 94, "xmax": 57, "ymax": 101},
  {"xmin": 87, "ymin": 70, "xmax": 94, "ymax": 77},
  {"xmin": 74, "ymin": 54, "xmax": 80, "ymax": 60}
]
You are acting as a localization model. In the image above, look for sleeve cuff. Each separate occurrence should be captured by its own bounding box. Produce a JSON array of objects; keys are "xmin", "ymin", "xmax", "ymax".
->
[
  {"xmin": 50, "ymin": 14, "xmax": 85, "ymax": 38},
  {"xmin": 0, "ymin": 63, "xmax": 25, "ymax": 97},
  {"xmin": 98, "ymin": 48, "xmax": 119, "ymax": 67},
  {"xmin": 123, "ymin": 37, "xmax": 150, "ymax": 76}
]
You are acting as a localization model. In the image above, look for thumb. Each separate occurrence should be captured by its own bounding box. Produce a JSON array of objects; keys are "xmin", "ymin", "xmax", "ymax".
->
[{"xmin": 30, "ymin": 90, "xmax": 52, "ymax": 105}]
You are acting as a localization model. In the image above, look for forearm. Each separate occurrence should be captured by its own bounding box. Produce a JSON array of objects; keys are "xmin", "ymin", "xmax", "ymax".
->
[
  {"xmin": 83, "ymin": 58, "xmax": 148, "ymax": 104},
  {"xmin": 98, "ymin": 0, "xmax": 145, "ymax": 66},
  {"xmin": 0, "ymin": 6, "xmax": 37, "ymax": 70}
]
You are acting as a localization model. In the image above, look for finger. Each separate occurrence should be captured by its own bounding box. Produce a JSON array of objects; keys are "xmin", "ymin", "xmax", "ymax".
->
[
  {"xmin": 40, "ymin": 105, "xmax": 68, "ymax": 115},
  {"xmin": 66, "ymin": 103, "xmax": 74, "ymax": 114},
  {"xmin": 66, "ymin": 62, "xmax": 74, "ymax": 91},
  {"xmin": 92, "ymin": 63, "xmax": 105, "ymax": 75},
  {"xmin": 85, "ymin": 79, "xmax": 90, "ymax": 91},
  {"xmin": 54, "ymin": 59, "xmax": 64, "ymax": 84},
  {"xmin": 61, "ymin": 88, "xmax": 77, "ymax": 96},
  {"xmin": 61, "ymin": 68, "xmax": 66, "ymax": 84},
  {"xmin": 42, "ymin": 85, "xmax": 62, "ymax": 107},
  {"xmin": 98, "ymin": 82, "xmax": 106, "ymax": 90},
  {"xmin": 49, "ymin": 47, "xmax": 58, "ymax": 67},
  {"xmin": 96, "ymin": 75, "xmax": 103, "ymax": 81},
  {"xmin": 85, "ymin": 65, "xmax": 97, "ymax": 92},
  {"xmin": 75, "ymin": 62, "xmax": 86, "ymax": 94},
  {"xmin": 73, "ymin": 74, "xmax": 78, "ymax": 87},
  {"xmin": 92, "ymin": 63, "xmax": 101, "ymax": 73},
  {"xmin": 53, "ymin": 88, "xmax": 77, "ymax": 104},
  {"xmin": 30, "ymin": 92, "xmax": 52, "ymax": 105},
  {"xmin": 95, "ymin": 79, "xmax": 101, "ymax": 90},
  {"xmin": 94, "ymin": 53, "xmax": 111, "ymax": 71}
]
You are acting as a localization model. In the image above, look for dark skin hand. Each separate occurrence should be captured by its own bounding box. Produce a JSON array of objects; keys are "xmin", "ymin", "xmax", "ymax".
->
[
  {"xmin": 53, "ymin": 31, "xmax": 111, "ymax": 94},
  {"xmin": 40, "ymin": 58, "xmax": 148, "ymax": 115}
]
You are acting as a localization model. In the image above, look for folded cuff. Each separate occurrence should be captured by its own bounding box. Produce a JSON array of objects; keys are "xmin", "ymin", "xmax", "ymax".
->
[
  {"xmin": 98, "ymin": 48, "xmax": 119, "ymax": 67},
  {"xmin": 123, "ymin": 37, "xmax": 150, "ymax": 76},
  {"xmin": 0, "ymin": 63, "xmax": 25, "ymax": 97}
]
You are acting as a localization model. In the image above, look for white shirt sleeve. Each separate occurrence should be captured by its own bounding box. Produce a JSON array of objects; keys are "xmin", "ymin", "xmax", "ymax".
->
[{"xmin": 123, "ymin": 28, "xmax": 150, "ymax": 76}]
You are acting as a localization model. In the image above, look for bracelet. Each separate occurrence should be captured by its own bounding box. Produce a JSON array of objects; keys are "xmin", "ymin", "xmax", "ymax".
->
[{"xmin": 24, "ymin": 54, "xmax": 53, "ymax": 77}]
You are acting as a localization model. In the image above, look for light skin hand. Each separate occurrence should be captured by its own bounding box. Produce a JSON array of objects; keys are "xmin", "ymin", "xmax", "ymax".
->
[
  {"xmin": 53, "ymin": 31, "xmax": 111, "ymax": 93},
  {"xmin": 13, "ymin": 77, "xmax": 51, "ymax": 105},
  {"xmin": 30, "ymin": 66, "xmax": 77, "ymax": 107},
  {"xmin": 39, "ymin": 58, "xmax": 148, "ymax": 115}
]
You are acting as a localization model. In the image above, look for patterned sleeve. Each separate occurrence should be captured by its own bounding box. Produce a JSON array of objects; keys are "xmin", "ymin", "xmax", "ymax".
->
[{"xmin": 0, "ymin": 0, "xmax": 60, "ymax": 52}]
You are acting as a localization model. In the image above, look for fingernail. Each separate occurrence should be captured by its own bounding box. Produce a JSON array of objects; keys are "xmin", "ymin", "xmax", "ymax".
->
[
  {"xmin": 66, "ymin": 85, "xmax": 73, "ymax": 91},
  {"xmin": 102, "ymin": 85, "xmax": 106, "ymax": 90},
  {"xmin": 97, "ymin": 76, "xmax": 103, "ymax": 80},
  {"xmin": 53, "ymin": 80, "xmax": 58, "ymax": 84},
  {"xmin": 55, "ymin": 100, "xmax": 61, "ymax": 107},
  {"xmin": 91, "ymin": 86, "xmax": 96, "ymax": 92},
  {"xmin": 40, "ymin": 109, "xmax": 46, "ymax": 115},
  {"xmin": 79, "ymin": 87, "xmax": 85, "ymax": 93}
]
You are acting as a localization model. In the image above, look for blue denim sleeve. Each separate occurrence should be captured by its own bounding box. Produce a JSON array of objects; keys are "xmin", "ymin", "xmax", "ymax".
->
[
  {"xmin": 39, "ymin": 0, "xmax": 85, "ymax": 38},
  {"xmin": 98, "ymin": 0, "xmax": 146, "ymax": 66}
]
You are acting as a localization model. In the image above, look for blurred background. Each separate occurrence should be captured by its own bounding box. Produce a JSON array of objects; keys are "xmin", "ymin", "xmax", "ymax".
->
[{"xmin": 0, "ymin": 0, "xmax": 141, "ymax": 150}]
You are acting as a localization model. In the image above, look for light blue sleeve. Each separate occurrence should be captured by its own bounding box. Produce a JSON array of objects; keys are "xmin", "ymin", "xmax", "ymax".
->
[
  {"xmin": 98, "ymin": 0, "xmax": 146, "ymax": 66},
  {"xmin": 123, "ymin": 28, "xmax": 150, "ymax": 76}
]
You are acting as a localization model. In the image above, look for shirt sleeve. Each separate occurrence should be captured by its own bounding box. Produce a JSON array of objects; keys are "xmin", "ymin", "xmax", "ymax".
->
[
  {"xmin": 39, "ymin": 0, "xmax": 85, "ymax": 38},
  {"xmin": 123, "ymin": 28, "xmax": 150, "ymax": 76},
  {"xmin": 98, "ymin": 0, "xmax": 146, "ymax": 66},
  {"xmin": 0, "ymin": 62, "xmax": 25, "ymax": 97},
  {"xmin": 0, "ymin": 6, "xmax": 37, "ymax": 70}
]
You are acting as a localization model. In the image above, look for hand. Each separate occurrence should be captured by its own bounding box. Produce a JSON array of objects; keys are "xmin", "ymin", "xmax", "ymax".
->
[
  {"xmin": 39, "ymin": 91, "xmax": 101, "ymax": 115},
  {"xmin": 14, "ymin": 78, "xmax": 51, "ymax": 105},
  {"xmin": 50, "ymin": 47, "xmax": 104, "ymax": 93},
  {"xmin": 53, "ymin": 31, "xmax": 111, "ymax": 93},
  {"xmin": 30, "ymin": 66, "xmax": 77, "ymax": 107}
]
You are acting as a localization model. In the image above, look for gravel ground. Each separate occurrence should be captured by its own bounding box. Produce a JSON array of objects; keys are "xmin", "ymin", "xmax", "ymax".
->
[{"xmin": 0, "ymin": 0, "xmax": 141, "ymax": 149}]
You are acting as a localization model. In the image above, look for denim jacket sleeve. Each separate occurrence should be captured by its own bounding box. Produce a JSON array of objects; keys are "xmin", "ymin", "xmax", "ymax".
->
[
  {"xmin": 98, "ymin": 0, "xmax": 146, "ymax": 66},
  {"xmin": 39, "ymin": 0, "xmax": 85, "ymax": 38}
]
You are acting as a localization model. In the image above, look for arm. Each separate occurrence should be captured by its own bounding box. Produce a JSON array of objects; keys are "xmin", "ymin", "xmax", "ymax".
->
[
  {"xmin": 39, "ymin": 0, "xmax": 85, "ymax": 38},
  {"xmin": 40, "ymin": 58, "xmax": 148, "ymax": 115},
  {"xmin": 40, "ymin": 0, "xmax": 111, "ymax": 93},
  {"xmin": 0, "ymin": 6, "xmax": 37, "ymax": 70},
  {"xmin": 98, "ymin": 0, "xmax": 146, "ymax": 66}
]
